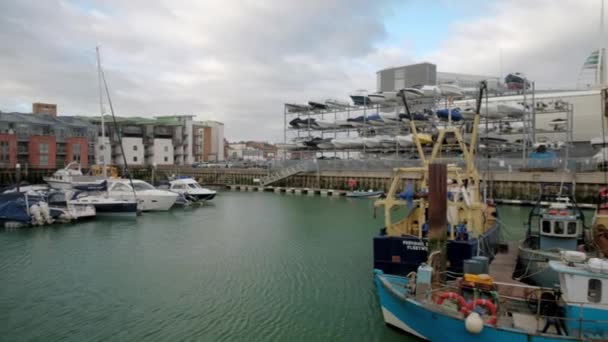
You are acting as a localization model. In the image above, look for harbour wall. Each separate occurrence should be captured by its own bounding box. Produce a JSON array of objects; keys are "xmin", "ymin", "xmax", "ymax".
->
[{"xmin": 2, "ymin": 166, "xmax": 606, "ymax": 204}]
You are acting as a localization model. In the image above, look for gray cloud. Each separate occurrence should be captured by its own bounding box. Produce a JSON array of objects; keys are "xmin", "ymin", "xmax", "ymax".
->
[{"xmin": 0, "ymin": 0, "xmax": 604, "ymax": 142}]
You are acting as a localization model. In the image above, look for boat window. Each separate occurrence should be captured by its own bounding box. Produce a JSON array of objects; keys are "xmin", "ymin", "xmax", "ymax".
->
[
  {"xmin": 188, "ymin": 183, "xmax": 199, "ymax": 189},
  {"xmin": 542, "ymin": 220, "xmax": 552, "ymax": 233},
  {"xmin": 567, "ymin": 222, "xmax": 577, "ymax": 235},
  {"xmin": 554, "ymin": 221, "xmax": 564, "ymax": 234},
  {"xmin": 588, "ymin": 279, "xmax": 602, "ymax": 303},
  {"xmin": 112, "ymin": 183, "xmax": 131, "ymax": 192},
  {"xmin": 172, "ymin": 184, "xmax": 184, "ymax": 190},
  {"xmin": 132, "ymin": 182, "xmax": 155, "ymax": 191}
]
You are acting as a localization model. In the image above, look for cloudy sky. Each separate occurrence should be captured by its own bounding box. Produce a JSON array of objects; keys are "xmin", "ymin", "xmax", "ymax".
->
[{"xmin": 0, "ymin": 0, "xmax": 604, "ymax": 141}]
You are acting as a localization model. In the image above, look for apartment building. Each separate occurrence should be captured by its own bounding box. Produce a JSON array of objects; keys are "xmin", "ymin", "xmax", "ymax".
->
[{"xmin": 0, "ymin": 110, "xmax": 96, "ymax": 169}]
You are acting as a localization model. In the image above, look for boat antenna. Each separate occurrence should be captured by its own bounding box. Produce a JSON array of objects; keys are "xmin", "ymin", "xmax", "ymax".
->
[{"xmin": 97, "ymin": 47, "xmax": 139, "ymax": 206}]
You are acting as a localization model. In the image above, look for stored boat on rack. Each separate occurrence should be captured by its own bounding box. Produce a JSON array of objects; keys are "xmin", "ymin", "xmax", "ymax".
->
[
  {"xmin": 285, "ymin": 103, "xmax": 312, "ymax": 113},
  {"xmin": 350, "ymin": 90, "xmax": 371, "ymax": 106},
  {"xmin": 373, "ymin": 82, "xmax": 500, "ymax": 278}
]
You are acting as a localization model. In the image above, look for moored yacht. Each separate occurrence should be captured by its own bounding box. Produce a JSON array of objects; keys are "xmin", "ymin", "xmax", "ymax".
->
[
  {"xmin": 168, "ymin": 177, "xmax": 217, "ymax": 202},
  {"xmin": 108, "ymin": 179, "xmax": 178, "ymax": 211}
]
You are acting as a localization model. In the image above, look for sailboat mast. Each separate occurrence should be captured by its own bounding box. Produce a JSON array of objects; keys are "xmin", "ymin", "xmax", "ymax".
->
[
  {"xmin": 599, "ymin": 0, "xmax": 606, "ymax": 86},
  {"xmin": 96, "ymin": 46, "xmax": 108, "ymax": 179}
]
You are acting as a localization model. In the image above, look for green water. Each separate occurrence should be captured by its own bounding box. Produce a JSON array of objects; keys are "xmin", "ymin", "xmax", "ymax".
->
[{"xmin": 0, "ymin": 192, "xmax": 532, "ymax": 341}]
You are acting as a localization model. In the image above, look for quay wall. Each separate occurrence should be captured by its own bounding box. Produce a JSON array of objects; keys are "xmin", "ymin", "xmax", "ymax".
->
[{"xmin": 1, "ymin": 166, "xmax": 606, "ymax": 204}]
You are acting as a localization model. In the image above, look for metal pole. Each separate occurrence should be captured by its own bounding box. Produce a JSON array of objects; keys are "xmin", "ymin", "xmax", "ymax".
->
[
  {"xmin": 15, "ymin": 163, "xmax": 20, "ymax": 192},
  {"xmin": 96, "ymin": 46, "xmax": 107, "ymax": 179}
]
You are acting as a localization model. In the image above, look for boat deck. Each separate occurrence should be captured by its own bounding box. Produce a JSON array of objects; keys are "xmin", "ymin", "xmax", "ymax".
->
[{"xmin": 490, "ymin": 241, "xmax": 521, "ymax": 284}]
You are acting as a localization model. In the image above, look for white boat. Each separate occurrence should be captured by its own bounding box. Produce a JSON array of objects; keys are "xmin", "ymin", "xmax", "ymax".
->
[
  {"xmin": 317, "ymin": 140, "xmax": 334, "ymax": 149},
  {"xmin": 461, "ymin": 102, "xmax": 505, "ymax": 120},
  {"xmin": 438, "ymin": 83, "xmax": 464, "ymax": 97},
  {"xmin": 314, "ymin": 119, "xmax": 339, "ymax": 129},
  {"xmin": 335, "ymin": 119, "xmax": 354, "ymax": 128},
  {"xmin": 593, "ymin": 147, "xmax": 608, "ymax": 164},
  {"xmin": 362, "ymin": 136, "xmax": 383, "ymax": 148},
  {"xmin": 497, "ymin": 103, "xmax": 526, "ymax": 118},
  {"xmin": 550, "ymin": 118, "xmax": 567, "ymax": 131},
  {"xmin": 169, "ymin": 177, "xmax": 217, "ymax": 202},
  {"xmin": 45, "ymin": 191, "xmax": 96, "ymax": 220},
  {"xmin": 379, "ymin": 136, "xmax": 396, "ymax": 148},
  {"xmin": 68, "ymin": 190, "xmax": 138, "ymax": 217},
  {"xmin": 378, "ymin": 113, "xmax": 400, "ymax": 122},
  {"xmin": 396, "ymin": 134, "xmax": 414, "ymax": 147},
  {"xmin": 43, "ymin": 162, "xmax": 84, "ymax": 190},
  {"xmin": 369, "ymin": 91, "xmax": 399, "ymax": 104},
  {"xmin": 402, "ymin": 88, "xmax": 424, "ymax": 99},
  {"xmin": 332, "ymin": 137, "xmax": 363, "ymax": 149},
  {"xmin": 591, "ymin": 136, "xmax": 608, "ymax": 148},
  {"xmin": 285, "ymin": 103, "xmax": 311, "ymax": 113},
  {"xmin": 108, "ymin": 179, "xmax": 178, "ymax": 211},
  {"xmin": 325, "ymin": 99, "xmax": 350, "ymax": 108}
]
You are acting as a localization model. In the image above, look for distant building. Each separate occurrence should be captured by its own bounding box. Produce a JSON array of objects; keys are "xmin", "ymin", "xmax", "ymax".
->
[
  {"xmin": 376, "ymin": 62, "xmax": 437, "ymax": 92},
  {"xmin": 376, "ymin": 62, "xmax": 502, "ymax": 93},
  {"xmin": 0, "ymin": 111, "xmax": 95, "ymax": 168},
  {"xmin": 84, "ymin": 115, "xmax": 224, "ymax": 166},
  {"xmin": 32, "ymin": 102, "xmax": 58, "ymax": 117}
]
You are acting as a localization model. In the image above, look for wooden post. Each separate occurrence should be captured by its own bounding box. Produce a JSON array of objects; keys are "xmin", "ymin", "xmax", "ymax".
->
[{"xmin": 428, "ymin": 163, "xmax": 447, "ymax": 282}]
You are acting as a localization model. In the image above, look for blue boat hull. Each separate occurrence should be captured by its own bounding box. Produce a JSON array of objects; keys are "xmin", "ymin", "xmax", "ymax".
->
[
  {"xmin": 373, "ymin": 224, "xmax": 500, "ymax": 276},
  {"xmin": 374, "ymin": 272, "xmax": 572, "ymax": 341}
]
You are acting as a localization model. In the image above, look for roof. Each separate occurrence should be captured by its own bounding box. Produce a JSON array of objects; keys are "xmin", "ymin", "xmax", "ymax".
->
[{"xmin": 0, "ymin": 112, "xmax": 95, "ymax": 128}]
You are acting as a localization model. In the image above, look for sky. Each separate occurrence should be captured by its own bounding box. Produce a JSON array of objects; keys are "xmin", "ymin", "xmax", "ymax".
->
[{"xmin": 0, "ymin": 0, "xmax": 604, "ymax": 142}]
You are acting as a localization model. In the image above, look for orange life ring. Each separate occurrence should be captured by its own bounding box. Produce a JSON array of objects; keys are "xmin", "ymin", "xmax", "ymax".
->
[
  {"xmin": 437, "ymin": 292, "xmax": 469, "ymax": 315},
  {"xmin": 467, "ymin": 298, "xmax": 497, "ymax": 325}
]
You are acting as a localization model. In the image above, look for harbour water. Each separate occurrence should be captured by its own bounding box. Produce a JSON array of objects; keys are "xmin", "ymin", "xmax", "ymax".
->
[{"xmin": 0, "ymin": 191, "xmax": 555, "ymax": 341}]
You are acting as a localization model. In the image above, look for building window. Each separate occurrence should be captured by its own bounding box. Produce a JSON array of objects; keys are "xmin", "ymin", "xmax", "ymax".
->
[
  {"xmin": 164, "ymin": 156, "xmax": 168, "ymax": 162},
  {"xmin": 73, "ymin": 144, "xmax": 81, "ymax": 162},
  {"xmin": 588, "ymin": 279, "xmax": 602, "ymax": 303},
  {"xmin": 40, "ymin": 155, "xmax": 49, "ymax": 166},
  {"xmin": 133, "ymin": 156, "xmax": 138, "ymax": 162},
  {"xmin": 164, "ymin": 146, "xmax": 169, "ymax": 152},
  {"xmin": 100, "ymin": 145, "xmax": 104, "ymax": 150},
  {"xmin": 0, "ymin": 141, "xmax": 9, "ymax": 162},
  {"xmin": 39, "ymin": 142, "xmax": 49, "ymax": 154},
  {"xmin": 133, "ymin": 145, "xmax": 138, "ymax": 151}
]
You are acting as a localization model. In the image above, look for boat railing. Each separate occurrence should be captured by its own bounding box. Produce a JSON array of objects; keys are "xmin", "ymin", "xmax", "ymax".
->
[{"xmin": 417, "ymin": 280, "xmax": 607, "ymax": 339}]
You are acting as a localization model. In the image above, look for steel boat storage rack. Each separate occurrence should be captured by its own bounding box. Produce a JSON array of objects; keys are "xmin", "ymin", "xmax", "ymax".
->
[{"xmin": 373, "ymin": 81, "xmax": 500, "ymax": 277}]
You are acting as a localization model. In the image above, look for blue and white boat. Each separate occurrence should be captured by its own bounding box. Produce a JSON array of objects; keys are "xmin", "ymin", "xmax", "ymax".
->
[
  {"xmin": 436, "ymin": 108, "xmax": 463, "ymax": 122},
  {"xmin": 374, "ymin": 254, "xmax": 608, "ymax": 341},
  {"xmin": 513, "ymin": 191, "xmax": 592, "ymax": 287},
  {"xmin": 373, "ymin": 83, "xmax": 500, "ymax": 278}
]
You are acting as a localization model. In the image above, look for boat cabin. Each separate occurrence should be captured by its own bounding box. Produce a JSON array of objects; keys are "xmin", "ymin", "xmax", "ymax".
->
[{"xmin": 539, "ymin": 209, "xmax": 582, "ymax": 250}]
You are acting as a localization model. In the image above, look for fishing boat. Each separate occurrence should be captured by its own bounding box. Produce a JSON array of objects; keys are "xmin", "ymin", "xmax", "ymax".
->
[
  {"xmin": 373, "ymin": 82, "xmax": 500, "ymax": 278},
  {"xmin": 374, "ymin": 253, "xmax": 608, "ymax": 340},
  {"xmin": 512, "ymin": 191, "xmax": 591, "ymax": 287},
  {"xmin": 107, "ymin": 179, "xmax": 178, "ymax": 211},
  {"xmin": 346, "ymin": 190, "xmax": 385, "ymax": 198},
  {"xmin": 168, "ymin": 177, "xmax": 217, "ymax": 202}
]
